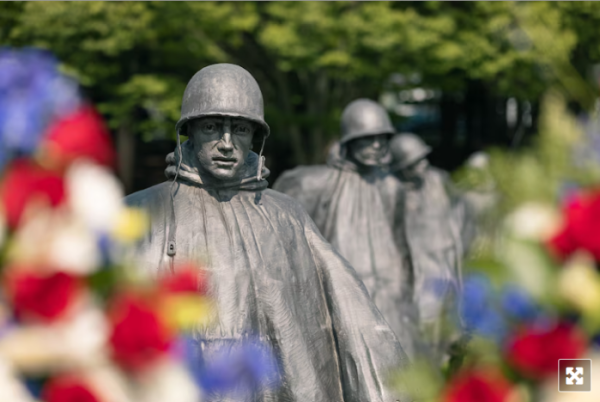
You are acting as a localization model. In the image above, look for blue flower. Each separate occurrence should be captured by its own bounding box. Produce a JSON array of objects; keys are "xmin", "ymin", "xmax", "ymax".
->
[
  {"xmin": 459, "ymin": 274, "xmax": 509, "ymax": 343},
  {"xmin": 181, "ymin": 336, "xmax": 280, "ymax": 396},
  {"xmin": 0, "ymin": 47, "xmax": 80, "ymax": 165},
  {"xmin": 500, "ymin": 285, "xmax": 539, "ymax": 322},
  {"xmin": 22, "ymin": 376, "xmax": 46, "ymax": 399},
  {"xmin": 460, "ymin": 274, "xmax": 493, "ymax": 329},
  {"xmin": 96, "ymin": 231, "xmax": 113, "ymax": 267},
  {"xmin": 473, "ymin": 310, "xmax": 507, "ymax": 344}
]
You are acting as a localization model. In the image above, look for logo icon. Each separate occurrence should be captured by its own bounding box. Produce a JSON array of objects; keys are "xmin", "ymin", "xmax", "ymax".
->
[{"xmin": 559, "ymin": 359, "xmax": 591, "ymax": 392}]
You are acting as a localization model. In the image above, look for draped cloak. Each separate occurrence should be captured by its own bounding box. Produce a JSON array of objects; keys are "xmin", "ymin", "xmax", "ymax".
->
[
  {"xmin": 393, "ymin": 167, "xmax": 465, "ymax": 364},
  {"xmin": 124, "ymin": 140, "xmax": 409, "ymax": 402},
  {"xmin": 273, "ymin": 143, "xmax": 420, "ymax": 359}
]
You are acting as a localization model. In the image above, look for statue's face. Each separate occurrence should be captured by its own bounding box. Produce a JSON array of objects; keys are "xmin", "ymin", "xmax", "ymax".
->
[
  {"xmin": 188, "ymin": 116, "xmax": 255, "ymax": 181},
  {"xmin": 347, "ymin": 134, "xmax": 389, "ymax": 166},
  {"xmin": 402, "ymin": 158, "xmax": 429, "ymax": 182}
]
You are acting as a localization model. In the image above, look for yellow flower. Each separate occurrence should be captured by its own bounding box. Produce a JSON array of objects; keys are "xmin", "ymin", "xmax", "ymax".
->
[
  {"xmin": 112, "ymin": 208, "xmax": 149, "ymax": 242},
  {"xmin": 558, "ymin": 253, "xmax": 600, "ymax": 316},
  {"xmin": 159, "ymin": 294, "xmax": 216, "ymax": 332}
]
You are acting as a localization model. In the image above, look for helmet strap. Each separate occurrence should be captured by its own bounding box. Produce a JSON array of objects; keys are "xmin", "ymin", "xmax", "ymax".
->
[
  {"xmin": 166, "ymin": 129, "xmax": 183, "ymax": 271},
  {"xmin": 256, "ymin": 136, "xmax": 266, "ymax": 181}
]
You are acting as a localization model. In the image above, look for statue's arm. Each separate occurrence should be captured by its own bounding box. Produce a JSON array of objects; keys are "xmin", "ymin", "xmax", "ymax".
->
[{"xmin": 302, "ymin": 214, "xmax": 412, "ymax": 402}]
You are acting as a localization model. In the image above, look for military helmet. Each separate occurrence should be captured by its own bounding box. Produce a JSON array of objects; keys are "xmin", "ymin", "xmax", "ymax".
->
[
  {"xmin": 340, "ymin": 99, "xmax": 395, "ymax": 144},
  {"xmin": 176, "ymin": 63, "xmax": 270, "ymax": 141},
  {"xmin": 389, "ymin": 133, "xmax": 432, "ymax": 170}
]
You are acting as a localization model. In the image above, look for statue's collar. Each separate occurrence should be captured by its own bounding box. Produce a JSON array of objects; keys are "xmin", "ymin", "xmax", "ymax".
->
[{"xmin": 164, "ymin": 140, "xmax": 269, "ymax": 191}]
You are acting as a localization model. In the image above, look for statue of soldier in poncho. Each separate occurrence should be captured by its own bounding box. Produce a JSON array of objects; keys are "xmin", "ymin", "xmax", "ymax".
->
[
  {"xmin": 125, "ymin": 65, "xmax": 410, "ymax": 402},
  {"xmin": 388, "ymin": 133, "xmax": 469, "ymax": 366},
  {"xmin": 273, "ymin": 99, "xmax": 421, "ymax": 359}
]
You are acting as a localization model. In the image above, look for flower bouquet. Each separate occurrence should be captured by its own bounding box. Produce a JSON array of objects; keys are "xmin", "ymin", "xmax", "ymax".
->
[{"xmin": 0, "ymin": 48, "xmax": 278, "ymax": 402}]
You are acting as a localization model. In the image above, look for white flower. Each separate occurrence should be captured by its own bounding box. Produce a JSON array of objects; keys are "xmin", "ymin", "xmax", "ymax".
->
[
  {"xmin": 0, "ymin": 358, "xmax": 35, "ymax": 402},
  {"xmin": 504, "ymin": 202, "xmax": 561, "ymax": 241},
  {"xmin": 59, "ymin": 302, "xmax": 109, "ymax": 365},
  {"xmin": 0, "ymin": 301, "xmax": 109, "ymax": 373},
  {"xmin": 66, "ymin": 160, "xmax": 124, "ymax": 233},
  {"xmin": 47, "ymin": 216, "xmax": 101, "ymax": 275},
  {"xmin": 7, "ymin": 207, "xmax": 100, "ymax": 275},
  {"xmin": 83, "ymin": 364, "xmax": 136, "ymax": 402},
  {"xmin": 135, "ymin": 360, "xmax": 203, "ymax": 402}
]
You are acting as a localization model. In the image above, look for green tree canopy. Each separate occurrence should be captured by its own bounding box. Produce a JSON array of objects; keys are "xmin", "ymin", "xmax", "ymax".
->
[{"xmin": 2, "ymin": 1, "xmax": 599, "ymax": 172}]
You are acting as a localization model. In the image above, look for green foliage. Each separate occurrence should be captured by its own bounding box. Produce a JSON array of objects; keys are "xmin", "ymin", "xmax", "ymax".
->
[
  {"xmin": 489, "ymin": 91, "xmax": 600, "ymax": 213},
  {"xmin": 2, "ymin": 1, "xmax": 600, "ymax": 166}
]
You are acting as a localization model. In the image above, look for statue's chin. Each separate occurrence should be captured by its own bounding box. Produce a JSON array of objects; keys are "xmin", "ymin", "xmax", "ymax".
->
[{"xmin": 203, "ymin": 166, "xmax": 242, "ymax": 182}]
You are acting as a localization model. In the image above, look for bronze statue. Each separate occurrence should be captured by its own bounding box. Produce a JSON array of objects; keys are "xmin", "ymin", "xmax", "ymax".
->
[
  {"xmin": 125, "ymin": 65, "xmax": 409, "ymax": 401},
  {"xmin": 273, "ymin": 99, "xmax": 421, "ymax": 359},
  {"xmin": 389, "ymin": 133, "xmax": 468, "ymax": 365}
]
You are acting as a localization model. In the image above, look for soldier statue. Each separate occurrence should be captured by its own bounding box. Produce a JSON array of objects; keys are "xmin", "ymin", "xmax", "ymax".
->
[
  {"xmin": 273, "ymin": 99, "xmax": 421, "ymax": 359},
  {"xmin": 388, "ymin": 133, "xmax": 469, "ymax": 366},
  {"xmin": 125, "ymin": 65, "xmax": 410, "ymax": 402}
]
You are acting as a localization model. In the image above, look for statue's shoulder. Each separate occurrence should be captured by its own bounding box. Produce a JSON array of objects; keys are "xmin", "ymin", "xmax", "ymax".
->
[
  {"xmin": 124, "ymin": 181, "xmax": 172, "ymax": 209},
  {"xmin": 261, "ymin": 188, "xmax": 315, "ymax": 220},
  {"xmin": 272, "ymin": 165, "xmax": 337, "ymax": 193}
]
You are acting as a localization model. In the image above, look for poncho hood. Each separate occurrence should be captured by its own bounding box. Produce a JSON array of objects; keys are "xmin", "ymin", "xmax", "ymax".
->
[{"xmin": 165, "ymin": 139, "xmax": 269, "ymax": 191}]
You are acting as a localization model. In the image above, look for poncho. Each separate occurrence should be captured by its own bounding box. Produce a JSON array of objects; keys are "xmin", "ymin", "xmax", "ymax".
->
[
  {"xmin": 394, "ymin": 167, "xmax": 465, "ymax": 364},
  {"xmin": 125, "ymin": 140, "xmax": 409, "ymax": 402},
  {"xmin": 273, "ymin": 143, "xmax": 421, "ymax": 359}
]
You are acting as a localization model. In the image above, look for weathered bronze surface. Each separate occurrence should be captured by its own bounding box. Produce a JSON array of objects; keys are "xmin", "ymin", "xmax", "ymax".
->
[
  {"xmin": 389, "ymin": 133, "xmax": 469, "ymax": 364},
  {"xmin": 274, "ymin": 99, "xmax": 422, "ymax": 359},
  {"xmin": 125, "ymin": 65, "xmax": 409, "ymax": 401}
]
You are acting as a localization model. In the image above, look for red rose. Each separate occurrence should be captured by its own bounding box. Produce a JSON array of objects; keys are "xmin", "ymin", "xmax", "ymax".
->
[
  {"xmin": 108, "ymin": 292, "xmax": 174, "ymax": 371},
  {"xmin": 0, "ymin": 159, "xmax": 65, "ymax": 228},
  {"xmin": 42, "ymin": 105, "xmax": 115, "ymax": 168},
  {"xmin": 506, "ymin": 322, "xmax": 587, "ymax": 379},
  {"xmin": 42, "ymin": 376, "xmax": 100, "ymax": 402},
  {"xmin": 548, "ymin": 189, "xmax": 600, "ymax": 261},
  {"xmin": 158, "ymin": 263, "xmax": 208, "ymax": 294},
  {"xmin": 3, "ymin": 269, "xmax": 81, "ymax": 322},
  {"xmin": 443, "ymin": 369, "xmax": 515, "ymax": 402}
]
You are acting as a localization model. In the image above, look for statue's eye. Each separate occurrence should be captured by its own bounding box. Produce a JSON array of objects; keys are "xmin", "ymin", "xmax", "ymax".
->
[
  {"xmin": 203, "ymin": 122, "xmax": 217, "ymax": 132},
  {"xmin": 235, "ymin": 125, "xmax": 251, "ymax": 134}
]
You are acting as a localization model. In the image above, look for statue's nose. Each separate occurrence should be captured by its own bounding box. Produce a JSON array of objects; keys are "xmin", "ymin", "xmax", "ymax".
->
[{"xmin": 218, "ymin": 132, "xmax": 234, "ymax": 153}]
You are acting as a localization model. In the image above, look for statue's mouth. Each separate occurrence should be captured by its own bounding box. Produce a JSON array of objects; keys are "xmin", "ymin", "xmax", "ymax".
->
[{"xmin": 213, "ymin": 156, "xmax": 237, "ymax": 167}]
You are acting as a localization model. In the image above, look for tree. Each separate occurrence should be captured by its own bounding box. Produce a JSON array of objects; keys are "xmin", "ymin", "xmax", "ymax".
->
[{"xmin": 2, "ymin": 2, "xmax": 599, "ymax": 183}]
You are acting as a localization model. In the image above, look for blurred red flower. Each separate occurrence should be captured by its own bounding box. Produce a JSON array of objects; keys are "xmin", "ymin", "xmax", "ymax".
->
[
  {"xmin": 42, "ymin": 104, "xmax": 115, "ymax": 168},
  {"xmin": 0, "ymin": 159, "xmax": 65, "ymax": 228},
  {"xmin": 506, "ymin": 322, "xmax": 586, "ymax": 379},
  {"xmin": 4, "ymin": 269, "xmax": 80, "ymax": 322},
  {"xmin": 43, "ymin": 376, "xmax": 100, "ymax": 402},
  {"xmin": 159, "ymin": 263, "xmax": 208, "ymax": 294},
  {"xmin": 443, "ymin": 369, "xmax": 515, "ymax": 402},
  {"xmin": 548, "ymin": 189, "xmax": 600, "ymax": 261},
  {"xmin": 108, "ymin": 292, "xmax": 174, "ymax": 371}
]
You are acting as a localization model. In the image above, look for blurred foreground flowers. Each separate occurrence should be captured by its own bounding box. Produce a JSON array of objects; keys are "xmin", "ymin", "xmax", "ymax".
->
[
  {"xmin": 0, "ymin": 48, "xmax": 278, "ymax": 402},
  {"xmin": 394, "ymin": 90, "xmax": 600, "ymax": 401}
]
